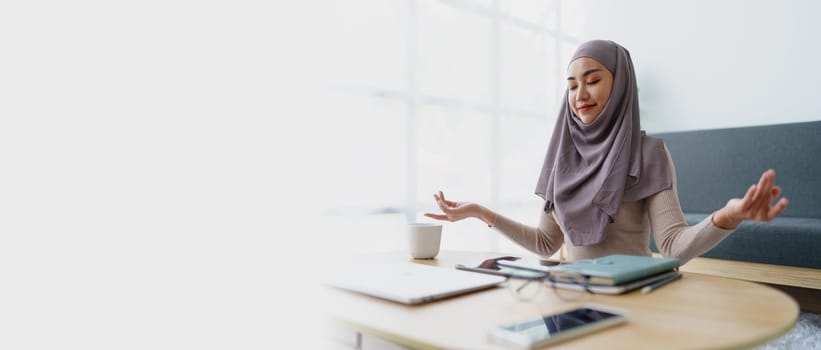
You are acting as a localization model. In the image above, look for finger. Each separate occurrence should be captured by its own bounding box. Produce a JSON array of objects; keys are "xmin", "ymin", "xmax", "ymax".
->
[
  {"xmin": 434, "ymin": 193, "xmax": 450, "ymax": 209},
  {"xmin": 770, "ymin": 186, "xmax": 782, "ymax": 202},
  {"xmin": 757, "ymin": 171, "xmax": 778, "ymax": 212},
  {"xmin": 436, "ymin": 199, "xmax": 449, "ymax": 212},
  {"xmin": 755, "ymin": 169, "xmax": 775, "ymax": 202},
  {"xmin": 762, "ymin": 169, "xmax": 775, "ymax": 183},
  {"xmin": 424, "ymin": 213, "xmax": 449, "ymax": 221},
  {"xmin": 740, "ymin": 184, "xmax": 757, "ymax": 211},
  {"xmin": 767, "ymin": 197, "xmax": 789, "ymax": 220},
  {"xmin": 750, "ymin": 172, "xmax": 770, "ymax": 205},
  {"xmin": 439, "ymin": 191, "xmax": 459, "ymax": 208}
]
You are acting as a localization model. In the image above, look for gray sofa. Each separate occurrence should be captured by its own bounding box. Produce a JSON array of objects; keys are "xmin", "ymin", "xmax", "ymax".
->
[{"xmin": 650, "ymin": 120, "xmax": 821, "ymax": 269}]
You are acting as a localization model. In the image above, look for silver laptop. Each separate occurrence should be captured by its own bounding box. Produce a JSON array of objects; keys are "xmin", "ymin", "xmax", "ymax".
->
[{"xmin": 327, "ymin": 262, "xmax": 506, "ymax": 304}]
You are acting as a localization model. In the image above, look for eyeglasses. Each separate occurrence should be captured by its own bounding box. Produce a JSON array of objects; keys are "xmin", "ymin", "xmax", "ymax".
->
[
  {"xmin": 470, "ymin": 257, "xmax": 593, "ymax": 302},
  {"xmin": 458, "ymin": 256, "xmax": 595, "ymax": 301},
  {"xmin": 504, "ymin": 271, "xmax": 593, "ymax": 302}
]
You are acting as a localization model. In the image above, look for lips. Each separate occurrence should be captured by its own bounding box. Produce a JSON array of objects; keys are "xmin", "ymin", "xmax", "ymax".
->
[{"xmin": 577, "ymin": 104, "xmax": 595, "ymax": 112}]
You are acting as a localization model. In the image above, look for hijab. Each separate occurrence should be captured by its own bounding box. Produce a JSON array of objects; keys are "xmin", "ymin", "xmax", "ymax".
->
[{"xmin": 534, "ymin": 40, "xmax": 672, "ymax": 246}]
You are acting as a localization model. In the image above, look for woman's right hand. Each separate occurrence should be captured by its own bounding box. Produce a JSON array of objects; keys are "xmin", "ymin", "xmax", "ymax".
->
[{"xmin": 424, "ymin": 191, "xmax": 484, "ymax": 223}]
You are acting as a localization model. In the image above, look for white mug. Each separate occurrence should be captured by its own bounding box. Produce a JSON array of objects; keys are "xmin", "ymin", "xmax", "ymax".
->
[{"xmin": 407, "ymin": 223, "xmax": 442, "ymax": 259}]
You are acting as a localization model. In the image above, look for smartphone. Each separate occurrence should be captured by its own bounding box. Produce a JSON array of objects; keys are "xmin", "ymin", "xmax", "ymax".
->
[
  {"xmin": 455, "ymin": 256, "xmax": 547, "ymax": 279},
  {"xmin": 488, "ymin": 306, "xmax": 626, "ymax": 349}
]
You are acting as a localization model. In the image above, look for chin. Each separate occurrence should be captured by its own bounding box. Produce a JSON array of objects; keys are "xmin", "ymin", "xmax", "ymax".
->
[{"xmin": 578, "ymin": 114, "xmax": 597, "ymax": 125}]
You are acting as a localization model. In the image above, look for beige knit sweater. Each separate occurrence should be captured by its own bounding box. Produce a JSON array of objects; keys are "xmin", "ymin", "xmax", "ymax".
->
[{"xmin": 492, "ymin": 148, "xmax": 734, "ymax": 264}]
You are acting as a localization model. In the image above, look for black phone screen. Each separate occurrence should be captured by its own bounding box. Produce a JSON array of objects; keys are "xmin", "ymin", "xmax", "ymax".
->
[{"xmin": 502, "ymin": 308, "xmax": 621, "ymax": 340}]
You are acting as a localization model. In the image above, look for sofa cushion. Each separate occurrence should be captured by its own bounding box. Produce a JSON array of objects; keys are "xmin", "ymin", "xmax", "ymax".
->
[
  {"xmin": 650, "ymin": 213, "xmax": 821, "ymax": 269},
  {"xmin": 656, "ymin": 121, "xmax": 821, "ymax": 219}
]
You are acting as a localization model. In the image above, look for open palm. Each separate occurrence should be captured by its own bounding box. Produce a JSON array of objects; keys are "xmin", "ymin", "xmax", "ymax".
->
[
  {"xmin": 722, "ymin": 169, "xmax": 788, "ymax": 226},
  {"xmin": 424, "ymin": 191, "xmax": 479, "ymax": 222}
]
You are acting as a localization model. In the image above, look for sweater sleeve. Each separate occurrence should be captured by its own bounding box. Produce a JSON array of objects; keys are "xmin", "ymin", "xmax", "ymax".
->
[
  {"xmin": 647, "ymin": 146, "xmax": 735, "ymax": 264},
  {"xmin": 492, "ymin": 206, "xmax": 565, "ymax": 258}
]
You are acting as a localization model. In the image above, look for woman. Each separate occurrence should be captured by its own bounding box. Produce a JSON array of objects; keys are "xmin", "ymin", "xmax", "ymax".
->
[{"xmin": 424, "ymin": 40, "xmax": 788, "ymax": 264}]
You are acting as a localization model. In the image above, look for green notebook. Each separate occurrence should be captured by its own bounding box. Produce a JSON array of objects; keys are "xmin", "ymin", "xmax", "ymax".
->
[{"xmin": 551, "ymin": 254, "xmax": 680, "ymax": 285}]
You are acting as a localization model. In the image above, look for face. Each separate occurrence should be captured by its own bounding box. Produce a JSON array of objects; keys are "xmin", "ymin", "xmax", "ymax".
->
[{"xmin": 566, "ymin": 57, "xmax": 614, "ymax": 124}]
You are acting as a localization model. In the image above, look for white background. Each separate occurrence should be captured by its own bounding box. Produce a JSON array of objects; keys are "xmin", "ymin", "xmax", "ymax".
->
[{"xmin": 2, "ymin": 0, "xmax": 819, "ymax": 348}]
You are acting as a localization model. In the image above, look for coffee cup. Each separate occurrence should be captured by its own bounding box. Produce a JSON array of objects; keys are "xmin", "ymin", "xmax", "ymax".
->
[{"xmin": 407, "ymin": 223, "xmax": 442, "ymax": 259}]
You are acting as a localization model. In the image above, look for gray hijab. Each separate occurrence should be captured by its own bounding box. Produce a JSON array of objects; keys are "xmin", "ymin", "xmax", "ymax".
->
[{"xmin": 534, "ymin": 40, "xmax": 672, "ymax": 246}]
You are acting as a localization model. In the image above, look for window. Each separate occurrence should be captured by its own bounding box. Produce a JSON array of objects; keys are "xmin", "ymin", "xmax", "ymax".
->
[{"xmin": 327, "ymin": 0, "xmax": 582, "ymax": 255}]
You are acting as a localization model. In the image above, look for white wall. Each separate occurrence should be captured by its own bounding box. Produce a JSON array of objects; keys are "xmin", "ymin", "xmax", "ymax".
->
[
  {"xmin": 570, "ymin": 0, "xmax": 821, "ymax": 132},
  {"xmin": 0, "ymin": 2, "xmax": 324, "ymax": 348}
]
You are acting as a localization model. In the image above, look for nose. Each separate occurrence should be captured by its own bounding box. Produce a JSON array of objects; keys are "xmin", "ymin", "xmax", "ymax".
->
[{"xmin": 575, "ymin": 85, "xmax": 589, "ymax": 103}]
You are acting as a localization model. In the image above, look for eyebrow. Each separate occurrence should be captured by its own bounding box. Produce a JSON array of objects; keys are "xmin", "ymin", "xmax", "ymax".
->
[{"xmin": 567, "ymin": 68, "xmax": 602, "ymax": 81}]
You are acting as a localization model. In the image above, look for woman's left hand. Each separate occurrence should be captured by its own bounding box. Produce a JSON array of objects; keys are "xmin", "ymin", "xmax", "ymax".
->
[{"xmin": 714, "ymin": 169, "xmax": 789, "ymax": 229}]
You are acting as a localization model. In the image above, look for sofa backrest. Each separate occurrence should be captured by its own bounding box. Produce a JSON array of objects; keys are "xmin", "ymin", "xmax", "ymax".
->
[{"xmin": 652, "ymin": 121, "xmax": 821, "ymax": 219}]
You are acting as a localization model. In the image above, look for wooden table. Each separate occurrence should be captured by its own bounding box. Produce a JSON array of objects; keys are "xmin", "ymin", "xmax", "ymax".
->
[{"xmin": 324, "ymin": 251, "xmax": 799, "ymax": 349}]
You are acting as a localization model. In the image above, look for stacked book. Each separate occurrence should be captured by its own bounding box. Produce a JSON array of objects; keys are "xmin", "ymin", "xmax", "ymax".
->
[{"xmin": 499, "ymin": 254, "xmax": 681, "ymax": 295}]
